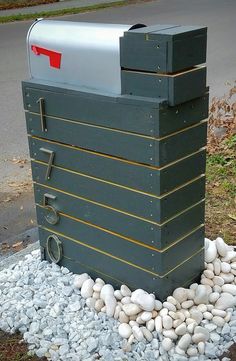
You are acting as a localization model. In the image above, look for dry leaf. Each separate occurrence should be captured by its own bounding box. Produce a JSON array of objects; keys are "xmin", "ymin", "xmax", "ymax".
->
[
  {"xmin": 12, "ymin": 241, "xmax": 23, "ymax": 248},
  {"xmin": 11, "ymin": 158, "xmax": 27, "ymax": 165},
  {"xmin": 3, "ymin": 197, "xmax": 12, "ymax": 203},
  {"xmin": 1, "ymin": 243, "xmax": 10, "ymax": 249},
  {"xmin": 228, "ymin": 214, "xmax": 236, "ymax": 221}
]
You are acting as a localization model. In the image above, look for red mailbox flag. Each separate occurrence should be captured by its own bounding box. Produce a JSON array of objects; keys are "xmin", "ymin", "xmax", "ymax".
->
[{"xmin": 31, "ymin": 45, "xmax": 62, "ymax": 69}]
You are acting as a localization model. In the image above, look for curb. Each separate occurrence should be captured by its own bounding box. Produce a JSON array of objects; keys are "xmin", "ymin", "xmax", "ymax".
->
[{"xmin": 0, "ymin": 228, "xmax": 40, "ymax": 272}]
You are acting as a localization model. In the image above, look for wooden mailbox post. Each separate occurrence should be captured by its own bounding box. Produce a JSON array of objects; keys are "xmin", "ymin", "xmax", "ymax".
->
[{"xmin": 23, "ymin": 22, "xmax": 208, "ymax": 300}]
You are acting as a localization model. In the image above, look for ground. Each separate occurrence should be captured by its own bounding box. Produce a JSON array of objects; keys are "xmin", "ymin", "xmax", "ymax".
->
[
  {"xmin": 0, "ymin": 0, "xmax": 58, "ymax": 11},
  {"xmin": 205, "ymin": 85, "xmax": 236, "ymax": 245},
  {"xmin": 0, "ymin": 331, "xmax": 46, "ymax": 361}
]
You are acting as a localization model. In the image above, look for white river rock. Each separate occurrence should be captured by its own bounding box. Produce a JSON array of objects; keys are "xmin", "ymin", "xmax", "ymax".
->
[
  {"xmin": 215, "ymin": 292, "xmax": 236, "ymax": 310},
  {"xmin": 198, "ymin": 341, "xmax": 205, "ymax": 354},
  {"xmin": 132, "ymin": 326, "xmax": 144, "ymax": 342},
  {"xmin": 212, "ymin": 316, "xmax": 225, "ymax": 327},
  {"xmin": 163, "ymin": 329, "xmax": 178, "ymax": 340},
  {"xmin": 194, "ymin": 285, "xmax": 209, "ymax": 305},
  {"xmin": 100, "ymin": 284, "xmax": 114, "ymax": 301},
  {"xmin": 162, "ymin": 337, "xmax": 173, "ymax": 351},
  {"xmin": 105, "ymin": 295, "xmax": 117, "ymax": 317},
  {"xmin": 81, "ymin": 278, "xmax": 94, "ymax": 298},
  {"xmin": 120, "ymin": 285, "xmax": 132, "ymax": 297},
  {"xmin": 222, "ymin": 284, "xmax": 236, "ymax": 295},
  {"xmin": 215, "ymin": 237, "xmax": 228, "ymax": 257},
  {"xmin": 140, "ymin": 311, "xmax": 152, "ymax": 322},
  {"xmin": 154, "ymin": 316, "xmax": 162, "ymax": 333},
  {"xmin": 175, "ymin": 323, "xmax": 187, "ymax": 336},
  {"xmin": 162, "ymin": 315, "xmax": 173, "ymax": 330},
  {"xmin": 118, "ymin": 323, "xmax": 132, "ymax": 338},
  {"xmin": 141, "ymin": 327, "xmax": 153, "ymax": 342},
  {"xmin": 178, "ymin": 334, "xmax": 191, "ymax": 350},
  {"xmin": 221, "ymin": 262, "xmax": 231, "ymax": 273},
  {"xmin": 122, "ymin": 303, "xmax": 141, "ymax": 316},
  {"xmin": 137, "ymin": 294, "xmax": 155, "ymax": 312},
  {"xmin": 172, "ymin": 288, "xmax": 188, "ymax": 303},
  {"xmin": 205, "ymin": 240, "xmax": 217, "ymax": 263},
  {"xmin": 74, "ymin": 273, "xmax": 90, "ymax": 289}
]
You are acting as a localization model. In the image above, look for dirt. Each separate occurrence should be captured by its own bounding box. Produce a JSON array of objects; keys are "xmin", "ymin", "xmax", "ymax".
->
[
  {"xmin": 0, "ymin": 331, "xmax": 47, "ymax": 361},
  {"xmin": 0, "ymin": 0, "xmax": 59, "ymax": 11},
  {"xmin": 220, "ymin": 343, "xmax": 236, "ymax": 360}
]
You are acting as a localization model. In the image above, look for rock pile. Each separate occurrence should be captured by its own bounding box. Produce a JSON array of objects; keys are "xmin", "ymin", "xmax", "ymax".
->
[{"xmin": 0, "ymin": 237, "xmax": 236, "ymax": 360}]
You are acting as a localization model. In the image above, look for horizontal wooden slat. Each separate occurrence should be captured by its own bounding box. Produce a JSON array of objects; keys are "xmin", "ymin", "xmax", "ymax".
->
[
  {"xmin": 121, "ymin": 67, "xmax": 207, "ymax": 106},
  {"xmin": 29, "ymin": 137, "xmax": 206, "ymax": 195},
  {"xmin": 39, "ymin": 227, "xmax": 204, "ymax": 300},
  {"xmin": 26, "ymin": 112, "xmax": 207, "ymax": 166},
  {"xmin": 37, "ymin": 208, "xmax": 204, "ymax": 274},
  {"xmin": 32, "ymin": 161, "xmax": 205, "ymax": 223},
  {"xmin": 34, "ymin": 183, "xmax": 205, "ymax": 248},
  {"xmin": 22, "ymin": 81, "xmax": 208, "ymax": 137}
]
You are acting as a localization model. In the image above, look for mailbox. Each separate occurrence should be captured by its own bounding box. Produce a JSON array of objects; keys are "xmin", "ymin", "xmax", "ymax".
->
[
  {"xmin": 23, "ymin": 20, "xmax": 208, "ymax": 300},
  {"xmin": 27, "ymin": 20, "xmax": 144, "ymax": 94}
]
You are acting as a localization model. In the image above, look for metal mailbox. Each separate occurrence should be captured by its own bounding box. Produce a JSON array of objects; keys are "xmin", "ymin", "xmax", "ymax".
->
[
  {"xmin": 23, "ymin": 20, "xmax": 209, "ymax": 300},
  {"xmin": 27, "ymin": 20, "xmax": 140, "ymax": 94}
]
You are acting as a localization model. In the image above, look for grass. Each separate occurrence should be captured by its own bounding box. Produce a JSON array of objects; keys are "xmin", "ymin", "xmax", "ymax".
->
[
  {"xmin": 0, "ymin": 0, "xmax": 128, "ymax": 23},
  {"xmin": 205, "ymin": 83, "xmax": 236, "ymax": 245},
  {"xmin": 205, "ymin": 135, "xmax": 236, "ymax": 244},
  {"xmin": 0, "ymin": 0, "xmax": 58, "ymax": 11}
]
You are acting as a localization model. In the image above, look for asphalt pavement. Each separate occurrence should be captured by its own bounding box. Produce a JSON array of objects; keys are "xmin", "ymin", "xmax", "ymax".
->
[{"xmin": 0, "ymin": 0, "xmax": 236, "ymax": 243}]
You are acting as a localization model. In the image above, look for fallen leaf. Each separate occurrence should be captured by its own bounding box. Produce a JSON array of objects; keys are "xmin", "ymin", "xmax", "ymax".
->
[
  {"xmin": 1, "ymin": 242, "xmax": 9, "ymax": 248},
  {"xmin": 3, "ymin": 197, "xmax": 12, "ymax": 203},
  {"xmin": 228, "ymin": 214, "xmax": 236, "ymax": 221},
  {"xmin": 12, "ymin": 241, "xmax": 23, "ymax": 248}
]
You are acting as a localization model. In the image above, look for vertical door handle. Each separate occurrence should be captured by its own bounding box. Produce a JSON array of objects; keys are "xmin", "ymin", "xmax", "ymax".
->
[
  {"xmin": 40, "ymin": 147, "xmax": 55, "ymax": 180},
  {"xmin": 37, "ymin": 97, "xmax": 47, "ymax": 132}
]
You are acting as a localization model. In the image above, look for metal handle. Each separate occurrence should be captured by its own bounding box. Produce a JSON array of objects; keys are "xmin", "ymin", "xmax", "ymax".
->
[
  {"xmin": 37, "ymin": 97, "xmax": 47, "ymax": 132},
  {"xmin": 43, "ymin": 193, "xmax": 59, "ymax": 225},
  {"xmin": 46, "ymin": 234, "xmax": 62, "ymax": 264},
  {"xmin": 40, "ymin": 147, "xmax": 55, "ymax": 180},
  {"xmin": 43, "ymin": 193, "xmax": 56, "ymax": 206}
]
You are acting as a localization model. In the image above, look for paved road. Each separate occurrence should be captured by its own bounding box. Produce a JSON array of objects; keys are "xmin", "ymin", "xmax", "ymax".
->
[
  {"xmin": 0, "ymin": 0, "xmax": 235, "ymax": 240},
  {"xmin": 0, "ymin": 0, "xmax": 235, "ymax": 162}
]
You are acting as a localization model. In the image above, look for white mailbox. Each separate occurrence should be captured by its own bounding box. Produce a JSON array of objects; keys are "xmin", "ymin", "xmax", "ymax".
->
[{"xmin": 27, "ymin": 19, "xmax": 141, "ymax": 94}]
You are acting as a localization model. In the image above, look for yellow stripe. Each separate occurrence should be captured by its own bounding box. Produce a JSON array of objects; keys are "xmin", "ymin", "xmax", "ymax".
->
[
  {"xmin": 63, "ymin": 254, "xmax": 202, "ymax": 293},
  {"xmin": 40, "ymin": 225, "xmax": 158, "ymax": 276},
  {"xmin": 33, "ymin": 159, "xmax": 205, "ymax": 199},
  {"xmin": 162, "ymin": 247, "xmax": 204, "ymax": 278},
  {"xmin": 30, "ymin": 135, "xmax": 206, "ymax": 171},
  {"xmin": 40, "ymin": 225, "xmax": 204, "ymax": 278},
  {"xmin": 37, "ymin": 203, "xmax": 204, "ymax": 253},
  {"xmin": 123, "ymin": 65, "xmax": 206, "ymax": 78},
  {"xmin": 28, "ymin": 110, "xmax": 207, "ymax": 141},
  {"xmin": 35, "ymin": 181, "xmax": 205, "ymax": 226}
]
